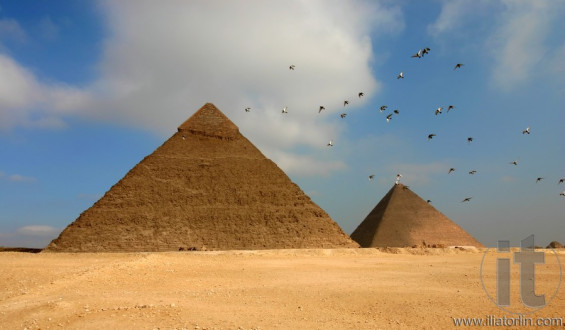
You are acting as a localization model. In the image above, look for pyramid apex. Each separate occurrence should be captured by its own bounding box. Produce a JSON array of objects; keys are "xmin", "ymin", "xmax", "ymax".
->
[
  {"xmin": 178, "ymin": 103, "xmax": 239, "ymax": 139},
  {"xmin": 391, "ymin": 183, "xmax": 410, "ymax": 192}
]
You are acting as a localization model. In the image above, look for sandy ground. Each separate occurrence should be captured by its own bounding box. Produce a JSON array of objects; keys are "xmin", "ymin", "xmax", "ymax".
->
[{"xmin": 1, "ymin": 248, "xmax": 563, "ymax": 329}]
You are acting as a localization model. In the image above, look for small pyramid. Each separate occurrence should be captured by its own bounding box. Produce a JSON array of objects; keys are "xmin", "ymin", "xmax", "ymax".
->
[
  {"xmin": 45, "ymin": 103, "xmax": 358, "ymax": 252},
  {"xmin": 351, "ymin": 184, "xmax": 483, "ymax": 247}
]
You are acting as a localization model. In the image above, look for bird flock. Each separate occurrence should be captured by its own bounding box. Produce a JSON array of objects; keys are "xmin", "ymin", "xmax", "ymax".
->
[{"xmin": 243, "ymin": 53, "xmax": 564, "ymax": 203}]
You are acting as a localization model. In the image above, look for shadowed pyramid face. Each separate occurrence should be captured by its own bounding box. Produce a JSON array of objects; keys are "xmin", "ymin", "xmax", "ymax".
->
[{"xmin": 45, "ymin": 103, "xmax": 359, "ymax": 252}]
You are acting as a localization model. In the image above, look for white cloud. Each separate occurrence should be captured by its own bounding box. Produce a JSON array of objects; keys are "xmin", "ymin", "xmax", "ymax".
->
[
  {"xmin": 89, "ymin": 0, "xmax": 388, "ymax": 130},
  {"xmin": 270, "ymin": 150, "xmax": 347, "ymax": 177},
  {"xmin": 488, "ymin": 0, "xmax": 558, "ymax": 90},
  {"xmin": 1, "ymin": 1, "xmax": 404, "ymax": 176},
  {"xmin": 7, "ymin": 174, "xmax": 37, "ymax": 183},
  {"xmin": 0, "ymin": 54, "xmax": 92, "ymax": 130},
  {"xmin": 75, "ymin": 0, "xmax": 402, "ymax": 176},
  {"xmin": 0, "ymin": 54, "xmax": 40, "ymax": 109},
  {"xmin": 16, "ymin": 225, "xmax": 60, "ymax": 237}
]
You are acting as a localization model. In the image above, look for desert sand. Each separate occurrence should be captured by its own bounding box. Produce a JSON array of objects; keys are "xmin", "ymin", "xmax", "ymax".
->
[{"xmin": 1, "ymin": 248, "xmax": 563, "ymax": 329}]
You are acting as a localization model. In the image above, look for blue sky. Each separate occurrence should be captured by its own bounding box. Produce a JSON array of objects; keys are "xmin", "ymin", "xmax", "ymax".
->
[{"xmin": 0, "ymin": 0, "xmax": 563, "ymax": 248}]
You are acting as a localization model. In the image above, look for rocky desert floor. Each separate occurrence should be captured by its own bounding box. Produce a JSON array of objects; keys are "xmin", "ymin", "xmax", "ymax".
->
[{"xmin": 1, "ymin": 247, "xmax": 564, "ymax": 329}]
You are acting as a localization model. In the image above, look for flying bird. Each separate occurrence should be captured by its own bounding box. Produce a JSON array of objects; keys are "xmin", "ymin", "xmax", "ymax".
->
[
  {"xmin": 282, "ymin": 106, "xmax": 288, "ymax": 114},
  {"xmin": 559, "ymin": 178, "xmax": 564, "ymax": 184},
  {"xmin": 319, "ymin": 106, "xmax": 325, "ymax": 113},
  {"xmin": 560, "ymin": 192, "xmax": 565, "ymax": 197},
  {"xmin": 510, "ymin": 160, "xmax": 518, "ymax": 166},
  {"xmin": 380, "ymin": 105, "xmax": 387, "ymax": 112},
  {"xmin": 536, "ymin": 177, "xmax": 544, "ymax": 183},
  {"xmin": 344, "ymin": 100, "xmax": 349, "ymax": 106},
  {"xmin": 340, "ymin": 113, "xmax": 347, "ymax": 118},
  {"xmin": 369, "ymin": 175, "xmax": 375, "ymax": 181},
  {"xmin": 327, "ymin": 140, "xmax": 333, "ymax": 147},
  {"xmin": 393, "ymin": 109, "xmax": 399, "ymax": 115},
  {"xmin": 522, "ymin": 126, "xmax": 531, "ymax": 135},
  {"xmin": 358, "ymin": 92, "xmax": 364, "ymax": 98},
  {"xmin": 397, "ymin": 71, "xmax": 404, "ymax": 79},
  {"xmin": 435, "ymin": 107, "xmax": 443, "ymax": 115},
  {"xmin": 462, "ymin": 197, "xmax": 472, "ymax": 203},
  {"xmin": 454, "ymin": 63, "xmax": 464, "ymax": 70},
  {"xmin": 289, "ymin": 65, "xmax": 295, "ymax": 70},
  {"xmin": 428, "ymin": 134, "xmax": 436, "ymax": 141},
  {"xmin": 244, "ymin": 107, "xmax": 251, "ymax": 112},
  {"xmin": 412, "ymin": 47, "xmax": 430, "ymax": 58},
  {"xmin": 467, "ymin": 137, "xmax": 474, "ymax": 144},
  {"xmin": 447, "ymin": 105, "xmax": 455, "ymax": 112},
  {"xmin": 386, "ymin": 114, "xmax": 393, "ymax": 123},
  {"xmin": 469, "ymin": 170, "xmax": 477, "ymax": 175},
  {"xmin": 448, "ymin": 168, "xmax": 455, "ymax": 174}
]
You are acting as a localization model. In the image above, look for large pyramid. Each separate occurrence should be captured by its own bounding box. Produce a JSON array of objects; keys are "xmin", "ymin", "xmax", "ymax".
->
[
  {"xmin": 45, "ymin": 103, "xmax": 359, "ymax": 252},
  {"xmin": 351, "ymin": 184, "xmax": 483, "ymax": 247}
]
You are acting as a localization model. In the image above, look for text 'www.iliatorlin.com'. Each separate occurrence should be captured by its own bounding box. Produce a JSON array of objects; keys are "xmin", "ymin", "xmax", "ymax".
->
[{"xmin": 452, "ymin": 315, "xmax": 563, "ymax": 327}]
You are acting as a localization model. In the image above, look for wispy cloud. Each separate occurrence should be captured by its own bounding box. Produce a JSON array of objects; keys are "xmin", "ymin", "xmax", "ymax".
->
[
  {"xmin": 16, "ymin": 225, "xmax": 60, "ymax": 237},
  {"xmin": 37, "ymin": 16, "xmax": 59, "ymax": 41},
  {"xmin": 0, "ymin": 18, "xmax": 27, "ymax": 44},
  {"xmin": 500, "ymin": 175, "xmax": 518, "ymax": 183},
  {"xmin": 427, "ymin": 0, "xmax": 480, "ymax": 37},
  {"xmin": 387, "ymin": 161, "xmax": 448, "ymax": 186},
  {"xmin": 270, "ymin": 150, "xmax": 347, "ymax": 177},
  {"xmin": 487, "ymin": 0, "xmax": 559, "ymax": 91},
  {"xmin": 7, "ymin": 174, "xmax": 37, "ymax": 183},
  {"xmin": 0, "ymin": 171, "xmax": 37, "ymax": 183},
  {"xmin": 429, "ymin": 0, "xmax": 565, "ymax": 91}
]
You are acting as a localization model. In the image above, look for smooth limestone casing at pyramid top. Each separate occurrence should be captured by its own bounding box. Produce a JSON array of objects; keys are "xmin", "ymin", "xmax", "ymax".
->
[
  {"xmin": 45, "ymin": 103, "xmax": 359, "ymax": 252},
  {"xmin": 351, "ymin": 184, "xmax": 484, "ymax": 248}
]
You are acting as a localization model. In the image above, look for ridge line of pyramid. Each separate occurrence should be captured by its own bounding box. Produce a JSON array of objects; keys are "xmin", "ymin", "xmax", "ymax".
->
[{"xmin": 349, "ymin": 184, "xmax": 396, "ymax": 246}]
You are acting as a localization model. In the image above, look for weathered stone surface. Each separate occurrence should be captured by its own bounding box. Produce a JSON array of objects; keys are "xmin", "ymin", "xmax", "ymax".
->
[
  {"xmin": 178, "ymin": 102, "xmax": 239, "ymax": 139},
  {"xmin": 351, "ymin": 184, "xmax": 483, "ymax": 248},
  {"xmin": 45, "ymin": 103, "xmax": 358, "ymax": 252}
]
